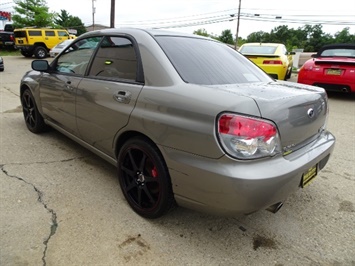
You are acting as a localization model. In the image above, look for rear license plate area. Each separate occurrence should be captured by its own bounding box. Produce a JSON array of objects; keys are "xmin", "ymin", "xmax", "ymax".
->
[
  {"xmin": 326, "ymin": 69, "xmax": 341, "ymax": 75},
  {"xmin": 302, "ymin": 164, "xmax": 318, "ymax": 188}
]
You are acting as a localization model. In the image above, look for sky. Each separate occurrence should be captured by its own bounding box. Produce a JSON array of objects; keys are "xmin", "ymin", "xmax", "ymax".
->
[{"xmin": 1, "ymin": 0, "xmax": 355, "ymax": 38}]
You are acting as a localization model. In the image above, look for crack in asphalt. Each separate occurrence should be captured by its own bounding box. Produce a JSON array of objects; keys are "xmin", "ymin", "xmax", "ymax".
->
[
  {"xmin": 1, "ymin": 164, "xmax": 57, "ymax": 266},
  {"xmin": 2, "ymin": 86, "xmax": 20, "ymax": 97}
]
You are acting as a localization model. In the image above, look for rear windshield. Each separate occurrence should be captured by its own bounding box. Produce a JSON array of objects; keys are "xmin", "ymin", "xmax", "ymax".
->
[
  {"xmin": 155, "ymin": 36, "xmax": 271, "ymax": 85},
  {"xmin": 239, "ymin": 45, "xmax": 277, "ymax": 55},
  {"xmin": 14, "ymin": 31, "xmax": 27, "ymax": 38},
  {"xmin": 320, "ymin": 48, "xmax": 355, "ymax": 58}
]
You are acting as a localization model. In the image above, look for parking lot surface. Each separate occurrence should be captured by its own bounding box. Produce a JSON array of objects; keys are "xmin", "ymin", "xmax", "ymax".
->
[{"xmin": 0, "ymin": 56, "xmax": 354, "ymax": 266}]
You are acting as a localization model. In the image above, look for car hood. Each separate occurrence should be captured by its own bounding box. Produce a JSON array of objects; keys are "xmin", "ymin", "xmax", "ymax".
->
[{"xmin": 208, "ymin": 81, "xmax": 328, "ymax": 153}]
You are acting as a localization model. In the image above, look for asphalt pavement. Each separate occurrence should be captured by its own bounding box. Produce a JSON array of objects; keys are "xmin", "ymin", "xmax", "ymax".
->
[{"xmin": 0, "ymin": 56, "xmax": 354, "ymax": 266}]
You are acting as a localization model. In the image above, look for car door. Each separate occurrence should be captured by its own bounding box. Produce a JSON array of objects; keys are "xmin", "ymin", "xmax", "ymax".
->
[
  {"xmin": 76, "ymin": 36, "xmax": 144, "ymax": 157},
  {"xmin": 44, "ymin": 30, "xmax": 58, "ymax": 49},
  {"xmin": 39, "ymin": 36, "xmax": 101, "ymax": 135}
]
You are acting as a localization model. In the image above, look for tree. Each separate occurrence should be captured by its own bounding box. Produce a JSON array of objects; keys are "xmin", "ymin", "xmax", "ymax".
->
[
  {"xmin": 54, "ymin": 10, "xmax": 87, "ymax": 36},
  {"xmin": 193, "ymin": 28, "xmax": 210, "ymax": 37},
  {"xmin": 12, "ymin": 0, "xmax": 55, "ymax": 28},
  {"xmin": 246, "ymin": 31, "xmax": 270, "ymax": 43},
  {"xmin": 334, "ymin": 27, "xmax": 355, "ymax": 43},
  {"xmin": 219, "ymin": 29, "xmax": 234, "ymax": 45}
]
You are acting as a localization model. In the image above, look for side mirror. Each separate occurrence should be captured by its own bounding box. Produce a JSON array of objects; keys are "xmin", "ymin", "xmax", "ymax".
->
[
  {"xmin": 289, "ymin": 51, "xmax": 296, "ymax": 55},
  {"xmin": 311, "ymin": 53, "xmax": 317, "ymax": 58},
  {"xmin": 32, "ymin": 60, "xmax": 50, "ymax": 71}
]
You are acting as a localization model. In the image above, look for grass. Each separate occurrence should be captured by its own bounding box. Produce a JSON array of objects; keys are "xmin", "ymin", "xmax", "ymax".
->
[{"xmin": 0, "ymin": 49, "xmax": 21, "ymax": 56}]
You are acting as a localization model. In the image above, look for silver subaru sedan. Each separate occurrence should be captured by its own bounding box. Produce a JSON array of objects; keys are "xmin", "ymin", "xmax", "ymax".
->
[{"xmin": 19, "ymin": 28, "xmax": 335, "ymax": 218}]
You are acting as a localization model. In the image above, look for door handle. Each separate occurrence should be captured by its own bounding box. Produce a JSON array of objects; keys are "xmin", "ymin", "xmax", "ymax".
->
[{"xmin": 113, "ymin": 91, "xmax": 131, "ymax": 104}]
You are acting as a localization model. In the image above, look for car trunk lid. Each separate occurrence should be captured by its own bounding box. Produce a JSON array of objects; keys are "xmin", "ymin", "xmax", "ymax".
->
[{"xmin": 213, "ymin": 81, "xmax": 328, "ymax": 154}]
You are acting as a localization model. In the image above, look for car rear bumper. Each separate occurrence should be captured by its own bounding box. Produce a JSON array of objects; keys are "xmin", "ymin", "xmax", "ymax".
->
[
  {"xmin": 261, "ymin": 65, "xmax": 288, "ymax": 80},
  {"xmin": 162, "ymin": 131, "xmax": 335, "ymax": 216},
  {"xmin": 298, "ymin": 72, "xmax": 355, "ymax": 93},
  {"xmin": 15, "ymin": 45, "xmax": 35, "ymax": 52}
]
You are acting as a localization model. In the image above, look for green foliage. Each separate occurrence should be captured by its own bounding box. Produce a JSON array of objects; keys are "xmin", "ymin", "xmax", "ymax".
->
[
  {"xmin": 195, "ymin": 24, "xmax": 355, "ymax": 52},
  {"xmin": 193, "ymin": 28, "xmax": 210, "ymax": 37},
  {"xmin": 218, "ymin": 29, "xmax": 234, "ymax": 45},
  {"xmin": 334, "ymin": 27, "xmax": 355, "ymax": 43},
  {"xmin": 54, "ymin": 10, "xmax": 87, "ymax": 36},
  {"xmin": 12, "ymin": 0, "xmax": 55, "ymax": 28},
  {"xmin": 244, "ymin": 24, "xmax": 355, "ymax": 52}
]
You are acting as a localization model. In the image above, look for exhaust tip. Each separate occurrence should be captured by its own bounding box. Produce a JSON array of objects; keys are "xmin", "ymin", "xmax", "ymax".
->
[{"xmin": 266, "ymin": 202, "xmax": 283, "ymax": 214}]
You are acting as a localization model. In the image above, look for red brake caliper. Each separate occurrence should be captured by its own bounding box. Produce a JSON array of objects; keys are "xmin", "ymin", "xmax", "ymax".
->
[{"xmin": 151, "ymin": 166, "xmax": 158, "ymax": 178}]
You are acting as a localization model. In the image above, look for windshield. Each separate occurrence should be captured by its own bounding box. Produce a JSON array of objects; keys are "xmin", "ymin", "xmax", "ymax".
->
[{"xmin": 156, "ymin": 36, "xmax": 272, "ymax": 85}]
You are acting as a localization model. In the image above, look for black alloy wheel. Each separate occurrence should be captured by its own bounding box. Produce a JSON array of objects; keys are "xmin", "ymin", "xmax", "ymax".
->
[
  {"xmin": 21, "ymin": 89, "xmax": 47, "ymax": 133},
  {"xmin": 117, "ymin": 137, "xmax": 175, "ymax": 219}
]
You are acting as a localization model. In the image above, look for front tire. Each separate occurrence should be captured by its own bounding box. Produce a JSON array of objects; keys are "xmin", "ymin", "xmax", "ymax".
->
[
  {"xmin": 21, "ymin": 89, "xmax": 47, "ymax": 133},
  {"xmin": 117, "ymin": 137, "xmax": 175, "ymax": 219}
]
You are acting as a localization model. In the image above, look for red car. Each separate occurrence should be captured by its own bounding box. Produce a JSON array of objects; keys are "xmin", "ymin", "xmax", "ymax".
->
[{"xmin": 298, "ymin": 44, "xmax": 355, "ymax": 93}]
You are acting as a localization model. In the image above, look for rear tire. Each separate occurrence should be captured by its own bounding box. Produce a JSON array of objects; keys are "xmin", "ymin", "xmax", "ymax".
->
[
  {"xmin": 21, "ymin": 89, "xmax": 47, "ymax": 133},
  {"xmin": 285, "ymin": 65, "xmax": 292, "ymax": 80},
  {"xmin": 117, "ymin": 137, "xmax": 175, "ymax": 219},
  {"xmin": 34, "ymin": 46, "xmax": 47, "ymax": 59},
  {"xmin": 21, "ymin": 51, "xmax": 33, "ymax": 58}
]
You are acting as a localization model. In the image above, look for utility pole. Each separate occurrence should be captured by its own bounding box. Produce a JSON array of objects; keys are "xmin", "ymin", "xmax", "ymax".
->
[
  {"xmin": 92, "ymin": 0, "xmax": 96, "ymax": 30},
  {"xmin": 235, "ymin": 0, "xmax": 241, "ymax": 50},
  {"xmin": 110, "ymin": 0, "xmax": 115, "ymax": 28}
]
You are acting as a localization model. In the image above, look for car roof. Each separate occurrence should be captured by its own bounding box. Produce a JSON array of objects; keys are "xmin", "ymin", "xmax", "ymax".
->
[{"xmin": 77, "ymin": 27, "xmax": 210, "ymax": 41}]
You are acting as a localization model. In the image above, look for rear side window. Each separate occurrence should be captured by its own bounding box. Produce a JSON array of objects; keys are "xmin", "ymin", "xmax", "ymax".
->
[
  {"xmin": 89, "ymin": 36, "xmax": 137, "ymax": 81},
  {"xmin": 28, "ymin": 31, "xmax": 42, "ymax": 36},
  {"xmin": 156, "ymin": 36, "xmax": 271, "ymax": 85},
  {"xmin": 45, "ymin": 31, "xmax": 55, "ymax": 36}
]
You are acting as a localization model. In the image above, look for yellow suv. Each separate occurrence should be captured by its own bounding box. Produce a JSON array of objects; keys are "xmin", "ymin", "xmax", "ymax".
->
[{"xmin": 14, "ymin": 28, "xmax": 70, "ymax": 58}]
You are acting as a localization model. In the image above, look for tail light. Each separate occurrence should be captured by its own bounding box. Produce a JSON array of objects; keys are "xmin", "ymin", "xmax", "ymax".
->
[
  {"xmin": 263, "ymin": 60, "xmax": 283, "ymax": 65},
  {"xmin": 217, "ymin": 113, "xmax": 281, "ymax": 159}
]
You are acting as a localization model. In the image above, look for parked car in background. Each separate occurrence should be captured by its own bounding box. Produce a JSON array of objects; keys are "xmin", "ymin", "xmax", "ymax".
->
[
  {"xmin": 49, "ymin": 39, "xmax": 73, "ymax": 57},
  {"xmin": 0, "ymin": 23, "xmax": 15, "ymax": 50},
  {"xmin": 14, "ymin": 28, "xmax": 71, "ymax": 59},
  {"xmin": 239, "ymin": 43, "xmax": 295, "ymax": 80},
  {"xmin": 298, "ymin": 43, "xmax": 355, "ymax": 93},
  {"xmin": 19, "ymin": 28, "xmax": 335, "ymax": 218},
  {"xmin": 0, "ymin": 56, "xmax": 4, "ymax": 71}
]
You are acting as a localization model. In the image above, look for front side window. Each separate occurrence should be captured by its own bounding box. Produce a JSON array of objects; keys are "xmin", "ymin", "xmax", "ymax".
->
[
  {"xmin": 58, "ymin": 31, "xmax": 69, "ymax": 37},
  {"xmin": 89, "ymin": 36, "xmax": 137, "ymax": 81},
  {"xmin": 55, "ymin": 37, "xmax": 101, "ymax": 75}
]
